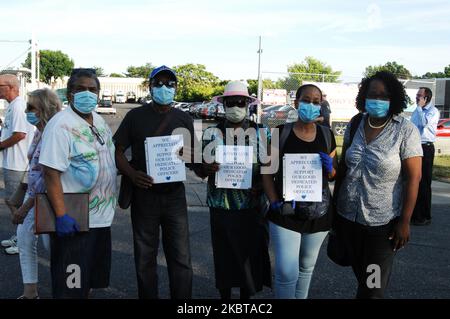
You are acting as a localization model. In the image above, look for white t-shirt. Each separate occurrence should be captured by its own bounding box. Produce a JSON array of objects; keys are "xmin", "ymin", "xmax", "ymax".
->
[
  {"xmin": 1, "ymin": 96, "xmax": 35, "ymax": 171},
  {"xmin": 39, "ymin": 107, "xmax": 117, "ymax": 228}
]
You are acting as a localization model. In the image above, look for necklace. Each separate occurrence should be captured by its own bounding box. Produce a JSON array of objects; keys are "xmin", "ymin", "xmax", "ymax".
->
[{"xmin": 368, "ymin": 116, "xmax": 391, "ymax": 129}]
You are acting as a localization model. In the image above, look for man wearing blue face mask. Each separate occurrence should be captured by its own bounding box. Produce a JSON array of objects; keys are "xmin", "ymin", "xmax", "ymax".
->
[
  {"xmin": 114, "ymin": 65, "xmax": 195, "ymax": 299},
  {"xmin": 39, "ymin": 68, "xmax": 118, "ymax": 298}
]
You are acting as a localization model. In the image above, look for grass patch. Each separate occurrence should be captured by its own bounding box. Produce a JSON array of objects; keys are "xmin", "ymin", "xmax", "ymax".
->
[{"xmin": 434, "ymin": 155, "xmax": 450, "ymax": 180}]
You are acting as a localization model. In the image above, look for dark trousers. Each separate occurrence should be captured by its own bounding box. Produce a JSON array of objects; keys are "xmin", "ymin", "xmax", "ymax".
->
[
  {"xmin": 50, "ymin": 228, "xmax": 112, "ymax": 299},
  {"xmin": 338, "ymin": 215, "xmax": 396, "ymax": 299},
  {"xmin": 412, "ymin": 143, "xmax": 435, "ymax": 222},
  {"xmin": 130, "ymin": 183, "xmax": 193, "ymax": 299}
]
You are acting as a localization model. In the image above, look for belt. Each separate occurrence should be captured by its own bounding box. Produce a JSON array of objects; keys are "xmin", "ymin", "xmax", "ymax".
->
[{"xmin": 422, "ymin": 142, "xmax": 434, "ymax": 146}]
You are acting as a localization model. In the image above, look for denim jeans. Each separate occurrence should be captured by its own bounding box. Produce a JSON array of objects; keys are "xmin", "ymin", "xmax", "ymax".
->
[
  {"xmin": 269, "ymin": 222, "xmax": 328, "ymax": 299},
  {"xmin": 17, "ymin": 195, "xmax": 50, "ymax": 284}
]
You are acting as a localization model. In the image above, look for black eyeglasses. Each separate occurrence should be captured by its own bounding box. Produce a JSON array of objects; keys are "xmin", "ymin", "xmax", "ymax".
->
[
  {"xmin": 151, "ymin": 80, "xmax": 177, "ymax": 88},
  {"xmin": 71, "ymin": 68, "xmax": 97, "ymax": 76},
  {"xmin": 90, "ymin": 126, "xmax": 105, "ymax": 145},
  {"xmin": 223, "ymin": 98, "xmax": 248, "ymax": 108}
]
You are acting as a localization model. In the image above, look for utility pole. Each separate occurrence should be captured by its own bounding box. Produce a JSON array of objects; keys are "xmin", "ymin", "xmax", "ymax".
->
[
  {"xmin": 256, "ymin": 36, "xmax": 263, "ymax": 123},
  {"xmin": 30, "ymin": 33, "xmax": 37, "ymax": 90},
  {"xmin": 37, "ymin": 48, "xmax": 40, "ymax": 88}
]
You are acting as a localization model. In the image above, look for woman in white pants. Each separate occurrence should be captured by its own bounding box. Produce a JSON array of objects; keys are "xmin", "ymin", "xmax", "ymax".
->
[{"xmin": 11, "ymin": 88, "xmax": 61, "ymax": 299}]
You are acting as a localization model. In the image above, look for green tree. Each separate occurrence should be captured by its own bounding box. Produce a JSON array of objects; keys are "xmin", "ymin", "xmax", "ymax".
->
[
  {"xmin": 93, "ymin": 66, "xmax": 106, "ymax": 77},
  {"xmin": 23, "ymin": 50, "xmax": 74, "ymax": 84},
  {"xmin": 276, "ymin": 57, "xmax": 341, "ymax": 92},
  {"xmin": 445, "ymin": 64, "xmax": 450, "ymax": 77},
  {"xmin": 173, "ymin": 63, "xmax": 221, "ymax": 102},
  {"xmin": 110, "ymin": 73, "xmax": 125, "ymax": 78},
  {"xmin": 247, "ymin": 79, "xmax": 277, "ymax": 96},
  {"xmin": 416, "ymin": 72, "xmax": 445, "ymax": 79},
  {"xmin": 364, "ymin": 61, "xmax": 412, "ymax": 79},
  {"xmin": 126, "ymin": 63, "xmax": 154, "ymax": 78}
]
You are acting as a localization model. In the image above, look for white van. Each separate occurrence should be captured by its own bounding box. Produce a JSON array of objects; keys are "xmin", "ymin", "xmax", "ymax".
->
[{"xmin": 115, "ymin": 90, "xmax": 126, "ymax": 104}]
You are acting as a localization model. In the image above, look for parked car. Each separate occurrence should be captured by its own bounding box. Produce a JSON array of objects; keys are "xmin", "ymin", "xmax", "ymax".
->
[
  {"xmin": 126, "ymin": 91, "xmax": 136, "ymax": 103},
  {"xmin": 96, "ymin": 99, "xmax": 117, "ymax": 114},
  {"xmin": 138, "ymin": 94, "xmax": 152, "ymax": 105},
  {"xmin": 174, "ymin": 102, "xmax": 191, "ymax": 113},
  {"xmin": 261, "ymin": 104, "xmax": 296, "ymax": 127},
  {"xmin": 437, "ymin": 118, "xmax": 450, "ymax": 137},
  {"xmin": 114, "ymin": 90, "xmax": 126, "ymax": 103}
]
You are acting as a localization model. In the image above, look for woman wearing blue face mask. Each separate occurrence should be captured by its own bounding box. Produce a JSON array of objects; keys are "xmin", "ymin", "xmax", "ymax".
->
[
  {"xmin": 332, "ymin": 71, "xmax": 422, "ymax": 298},
  {"xmin": 262, "ymin": 84, "xmax": 338, "ymax": 299},
  {"xmin": 10, "ymin": 88, "xmax": 61, "ymax": 299}
]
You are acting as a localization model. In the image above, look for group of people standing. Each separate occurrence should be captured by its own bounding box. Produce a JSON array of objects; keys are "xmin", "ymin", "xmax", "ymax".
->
[{"xmin": 0, "ymin": 65, "xmax": 439, "ymax": 299}]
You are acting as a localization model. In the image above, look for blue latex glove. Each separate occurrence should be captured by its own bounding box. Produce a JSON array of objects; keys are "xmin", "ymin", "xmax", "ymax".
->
[
  {"xmin": 270, "ymin": 200, "xmax": 296, "ymax": 215},
  {"xmin": 270, "ymin": 201, "xmax": 283, "ymax": 212},
  {"xmin": 56, "ymin": 214, "xmax": 80, "ymax": 237},
  {"xmin": 319, "ymin": 152, "xmax": 333, "ymax": 175}
]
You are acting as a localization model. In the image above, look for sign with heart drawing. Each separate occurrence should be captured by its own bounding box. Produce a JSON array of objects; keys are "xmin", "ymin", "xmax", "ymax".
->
[
  {"xmin": 145, "ymin": 134, "xmax": 186, "ymax": 184},
  {"xmin": 215, "ymin": 145, "xmax": 253, "ymax": 190},
  {"xmin": 283, "ymin": 153, "xmax": 322, "ymax": 202}
]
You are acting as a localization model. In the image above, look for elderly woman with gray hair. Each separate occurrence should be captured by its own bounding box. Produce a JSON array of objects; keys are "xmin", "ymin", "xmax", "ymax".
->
[{"xmin": 10, "ymin": 88, "xmax": 61, "ymax": 299}]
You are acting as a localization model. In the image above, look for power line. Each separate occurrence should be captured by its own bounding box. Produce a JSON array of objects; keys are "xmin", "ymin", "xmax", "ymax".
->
[
  {"xmin": 0, "ymin": 46, "xmax": 31, "ymax": 71},
  {"xmin": 0, "ymin": 40, "xmax": 30, "ymax": 43}
]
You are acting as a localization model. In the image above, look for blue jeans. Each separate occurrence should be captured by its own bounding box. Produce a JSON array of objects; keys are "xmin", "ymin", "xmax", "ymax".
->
[{"xmin": 269, "ymin": 222, "xmax": 328, "ymax": 299}]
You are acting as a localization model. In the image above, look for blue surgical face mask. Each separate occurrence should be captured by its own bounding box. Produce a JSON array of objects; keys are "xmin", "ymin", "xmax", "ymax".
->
[
  {"xmin": 152, "ymin": 85, "xmax": 175, "ymax": 105},
  {"xmin": 72, "ymin": 91, "xmax": 98, "ymax": 114},
  {"xmin": 365, "ymin": 99, "xmax": 390, "ymax": 118},
  {"xmin": 26, "ymin": 112, "xmax": 40, "ymax": 126},
  {"xmin": 298, "ymin": 102, "xmax": 321, "ymax": 123}
]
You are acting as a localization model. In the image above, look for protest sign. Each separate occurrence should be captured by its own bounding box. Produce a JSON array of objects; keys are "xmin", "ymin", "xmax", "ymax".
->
[
  {"xmin": 283, "ymin": 153, "xmax": 322, "ymax": 202},
  {"xmin": 145, "ymin": 135, "xmax": 186, "ymax": 184},
  {"xmin": 215, "ymin": 145, "xmax": 253, "ymax": 190}
]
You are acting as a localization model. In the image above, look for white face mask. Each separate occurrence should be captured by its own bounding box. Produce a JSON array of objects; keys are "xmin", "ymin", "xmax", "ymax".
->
[{"xmin": 225, "ymin": 106, "xmax": 247, "ymax": 123}]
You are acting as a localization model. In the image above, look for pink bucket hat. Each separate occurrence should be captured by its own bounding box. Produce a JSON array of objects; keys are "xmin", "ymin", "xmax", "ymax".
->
[{"xmin": 214, "ymin": 81, "xmax": 258, "ymax": 103}]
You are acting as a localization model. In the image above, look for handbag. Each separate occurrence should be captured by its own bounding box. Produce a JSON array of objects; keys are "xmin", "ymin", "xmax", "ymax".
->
[
  {"xmin": 327, "ymin": 215, "xmax": 351, "ymax": 266},
  {"xmin": 327, "ymin": 113, "xmax": 363, "ymax": 267},
  {"xmin": 34, "ymin": 193, "xmax": 89, "ymax": 234},
  {"xmin": 118, "ymin": 171, "xmax": 133, "ymax": 209}
]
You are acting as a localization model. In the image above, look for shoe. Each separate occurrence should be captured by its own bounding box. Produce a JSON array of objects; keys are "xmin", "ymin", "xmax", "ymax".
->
[
  {"xmin": 1, "ymin": 235, "xmax": 17, "ymax": 248},
  {"xmin": 411, "ymin": 219, "xmax": 431, "ymax": 226},
  {"xmin": 4, "ymin": 243, "xmax": 19, "ymax": 255},
  {"xmin": 17, "ymin": 295, "xmax": 39, "ymax": 299}
]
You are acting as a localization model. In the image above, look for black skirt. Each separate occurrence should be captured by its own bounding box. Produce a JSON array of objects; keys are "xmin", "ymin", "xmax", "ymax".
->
[{"xmin": 209, "ymin": 207, "xmax": 272, "ymax": 295}]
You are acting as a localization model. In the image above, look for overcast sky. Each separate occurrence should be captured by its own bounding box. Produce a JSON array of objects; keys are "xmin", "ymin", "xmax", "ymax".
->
[{"xmin": 1, "ymin": 0, "xmax": 450, "ymax": 82}]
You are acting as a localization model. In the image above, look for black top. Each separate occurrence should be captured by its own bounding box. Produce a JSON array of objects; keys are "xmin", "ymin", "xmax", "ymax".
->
[
  {"xmin": 113, "ymin": 102, "xmax": 195, "ymax": 192},
  {"xmin": 267, "ymin": 124, "xmax": 336, "ymax": 233}
]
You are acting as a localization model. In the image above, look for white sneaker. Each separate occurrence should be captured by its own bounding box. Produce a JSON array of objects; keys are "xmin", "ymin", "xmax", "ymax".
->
[
  {"xmin": 1, "ymin": 235, "xmax": 17, "ymax": 248},
  {"xmin": 5, "ymin": 243, "xmax": 19, "ymax": 255}
]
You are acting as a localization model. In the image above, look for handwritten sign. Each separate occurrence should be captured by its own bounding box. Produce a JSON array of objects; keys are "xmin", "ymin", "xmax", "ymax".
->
[
  {"xmin": 283, "ymin": 154, "xmax": 322, "ymax": 202},
  {"xmin": 215, "ymin": 145, "xmax": 253, "ymax": 190},
  {"xmin": 145, "ymin": 135, "xmax": 186, "ymax": 184}
]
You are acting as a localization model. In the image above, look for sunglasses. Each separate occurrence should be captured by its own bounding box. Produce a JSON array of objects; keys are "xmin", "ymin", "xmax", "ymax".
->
[
  {"xmin": 152, "ymin": 80, "xmax": 177, "ymax": 88},
  {"xmin": 90, "ymin": 125, "xmax": 105, "ymax": 146},
  {"xmin": 71, "ymin": 68, "xmax": 97, "ymax": 76},
  {"xmin": 223, "ymin": 98, "xmax": 248, "ymax": 108}
]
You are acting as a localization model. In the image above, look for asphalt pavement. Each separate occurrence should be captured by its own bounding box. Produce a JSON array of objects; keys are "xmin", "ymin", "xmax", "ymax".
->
[{"xmin": 0, "ymin": 103, "xmax": 449, "ymax": 299}]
